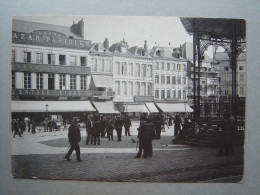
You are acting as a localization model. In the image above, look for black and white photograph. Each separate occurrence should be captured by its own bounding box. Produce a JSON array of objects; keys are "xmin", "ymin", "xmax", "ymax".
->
[{"xmin": 10, "ymin": 15, "xmax": 246, "ymax": 183}]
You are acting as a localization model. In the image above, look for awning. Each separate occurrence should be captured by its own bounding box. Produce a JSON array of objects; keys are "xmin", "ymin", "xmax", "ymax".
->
[
  {"xmin": 156, "ymin": 103, "xmax": 193, "ymax": 113},
  {"xmin": 11, "ymin": 101, "xmax": 96, "ymax": 112},
  {"xmin": 124, "ymin": 104, "xmax": 149, "ymax": 113},
  {"xmin": 93, "ymin": 101, "xmax": 120, "ymax": 114},
  {"xmin": 145, "ymin": 103, "xmax": 159, "ymax": 113},
  {"xmin": 92, "ymin": 75, "xmax": 113, "ymax": 88}
]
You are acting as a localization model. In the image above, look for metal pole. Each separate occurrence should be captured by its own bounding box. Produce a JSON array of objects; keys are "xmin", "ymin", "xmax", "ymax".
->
[
  {"xmin": 192, "ymin": 20, "xmax": 197, "ymax": 121},
  {"xmin": 197, "ymin": 37, "xmax": 201, "ymax": 119}
]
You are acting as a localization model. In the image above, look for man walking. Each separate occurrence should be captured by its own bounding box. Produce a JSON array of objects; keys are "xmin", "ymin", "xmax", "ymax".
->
[
  {"xmin": 85, "ymin": 115, "xmax": 94, "ymax": 145},
  {"xmin": 12, "ymin": 119, "xmax": 22, "ymax": 138},
  {"xmin": 93, "ymin": 116, "xmax": 101, "ymax": 145},
  {"xmin": 106, "ymin": 117, "xmax": 114, "ymax": 141},
  {"xmin": 65, "ymin": 117, "xmax": 82, "ymax": 162},
  {"xmin": 124, "ymin": 115, "xmax": 132, "ymax": 136}
]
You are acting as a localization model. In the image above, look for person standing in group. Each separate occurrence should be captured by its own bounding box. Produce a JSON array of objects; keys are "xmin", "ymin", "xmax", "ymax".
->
[
  {"xmin": 27, "ymin": 119, "xmax": 31, "ymax": 133},
  {"xmin": 216, "ymin": 113, "xmax": 236, "ymax": 156},
  {"xmin": 65, "ymin": 117, "xmax": 82, "ymax": 162},
  {"xmin": 174, "ymin": 114, "xmax": 182, "ymax": 138},
  {"xmin": 85, "ymin": 115, "xmax": 94, "ymax": 145},
  {"xmin": 123, "ymin": 115, "xmax": 132, "ymax": 136},
  {"xmin": 154, "ymin": 114, "xmax": 162, "ymax": 139},
  {"xmin": 106, "ymin": 117, "xmax": 114, "ymax": 141},
  {"xmin": 99, "ymin": 115, "xmax": 106, "ymax": 138},
  {"xmin": 12, "ymin": 119, "xmax": 22, "ymax": 138},
  {"xmin": 93, "ymin": 116, "xmax": 101, "ymax": 145},
  {"xmin": 134, "ymin": 114, "xmax": 154, "ymax": 158},
  {"xmin": 114, "ymin": 116, "xmax": 123, "ymax": 141},
  {"xmin": 31, "ymin": 120, "xmax": 36, "ymax": 134}
]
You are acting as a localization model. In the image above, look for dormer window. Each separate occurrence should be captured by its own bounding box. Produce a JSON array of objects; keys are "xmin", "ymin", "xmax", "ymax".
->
[{"xmin": 121, "ymin": 46, "xmax": 127, "ymax": 53}]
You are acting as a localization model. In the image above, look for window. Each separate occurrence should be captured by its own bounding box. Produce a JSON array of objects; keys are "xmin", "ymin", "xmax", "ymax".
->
[
  {"xmin": 172, "ymin": 76, "xmax": 176, "ymax": 84},
  {"xmin": 99, "ymin": 59, "xmax": 105, "ymax": 72},
  {"xmin": 70, "ymin": 56, "xmax": 76, "ymax": 66},
  {"xmin": 59, "ymin": 55, "xmax": 66, "ymax": 65},
  {"xmin": 155, "ymin": 62, "xmax": 159, "ymax": 69},
  {"xmin": 161, "ymin": 62, "xmax": 165, "ymax": 70},
  {"xmin": 177, "ymin": 76, "xmax": 181, "ymax": 84},
  {"xmin": 239, "ymin": 87, "xmax": 244, "ymax": 95},
  {"xmin": 239, "ymin": 74, "xmax": 244, "ymax": 82},
  {"xmin": 167, "ymin": 63, "xmax": 170, "ymax": 70},
  {"xmin": 172, "ymin": 89, "xmax": 176, "ymax": 98},
  {"xmin": 172, "ymin": 63, "xmax": 175, "ymax": 71},
  {"xmin": 12, "ymin": 50, "xmax": 16, "ymax": 62},
  {"xmin": 178, "ymin": 90, "xmax": 181, "ymax": 99},
  {"xmin": 161, "ymin": 89, "xmax": 165, "ymax": 99},
  {"xmin": 141, "ymin": 83, "xmax": 146, "ymax": 96},
  {"xmin": 36, "ymin": 53, "xmax": 43, "ymax": 64},
  {"xmin": 24, "ymin": 52, "xmax": 31, "ymax": 63},
  {"xmin": 239, "ymin": 66, "xmax": 244, "ymax": 71},
  {"xmin": 142, "ymin": 64, "xmax": 146, "ymax": 77},
  {"xmin": 183, "ymin": 64, "xmax": 186, "ymax": 71},
  {"xmin": 148, "ymin": 65, "xmax": 153, "ymax": 77},
  {"xmin": 161, "ymin": 75, "xmax": 165, "ymax": 84},
  {"xmin": 177, "ymin": 64, "xmax": 181, "ymax": 71},
  {"xmin": 183, "ymin": 90, "xmax": 187, "ymax": 99},
  {"xmin": 107, "ymin": 60, "xmax": 112, "ymax": 72},
  {"xmin": 81, "ymin": 76, "xmax": 87, "ymax": 90},
  {"xmin": 167, "ymin": 76, "xmax": 170, "ymax": 84},
  {"xmin": 115, "ymin": 81, "xmax": 120, "ymax": 95},
  {"xmin": 92, "ymin": 58, "xmax": 98, "ymax": 72},
  {"xmin": 225, "ymin": 90, "xmax": 229, "ymax": 95},
  {"xmin": 155, "ymin": 89, "xmax": 159, "ymax": 99},
  {"xmin": 122, "ymin": 81, "xmax": 127, "ymax": 95},
  {"xmin": 135, "ymin": 82, "xmax": 140, "ymax": 95},
  {"xmin": 225, "ymin": 67, "xmax": 229, "ymax": 71},
  {"xmin": 121, "ymin": 47, "xmax": 127, "ymax": 53},
  {"xmin": 48, "ymin": 74, "xmax": 54, "ymax": 90},
  {"xmin": 147, "ymin": 83, "xmax": 152, "ymax": 96},
  {"xmin": 122, "ymin": 62, "xmax": 127, "ymax": 75},
  {"xmin": 70, "ymin": 75, "xmax": 76, "ymax": 90},
  {"xmin": 167, "ymin": 89, "xmax": 171, "ymax": 98},
  {"xmin": 36, "ymin": 73, "xmax": 43, "ymax": 89},
  {"xmin": 115, "ymin": 62, "xmax": 120, "ymax": 75},
  {"xmin": 135, "ymin": 63, "xmax": 140, "ymax": 77},
  {"xmin": 12, "ymin": 72, "xmax": 15, "ymax": 88},
  {"xmin": 128, "ymin": 63, "xmax": 133, "ymax": 76},
  {"xmin": 183, "ymin": 77, "xmax": 186, "ymax": 85},
  {"xmin": 129, "ymin": 82, "xmax": 133, "ymax": 95},
  {"xmin": 155, "ymin": 74, "xmax": 159, "ymax": 84},
  {"xmin": 80, "ymin": 57, "xmax": 87, "ymax": 66},
  {"xmin": 24, "ymin": 73, "xmax": 31, "ymax": 89},
  {"xmin": 59, "ymin": 74, "xmax": 66, "ymax": 90},
  {"xmin": 48, "ymin": 54, "xmax": 55, "ymax": 65}
]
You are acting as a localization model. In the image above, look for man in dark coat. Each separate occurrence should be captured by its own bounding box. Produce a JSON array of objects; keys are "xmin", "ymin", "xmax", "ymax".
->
[
  {"xmin": 174, "ymin": 114, "xmax": 182, "ymax": 138},
  {"xmin": 154, "ymin": 114, "xmax": 162, "ymax": 139},
  {"xmin": 114, "ymin": 116, "xmax": 123, "ymax": 141},
  {"xmin": 123, "ymin": 115, "xmax": 132, "ymax": 136},
  {"xmin": 93, "ymin": 116, "xmax": 101, "ymax": 145},
  {"xmin": 65, "ymin": 117, "xmax": 82, "ymax": 162},
  {"xmin": 100, "ymin": 115, "xmax": 106, "ymax": 138},
  {"xmin": 85, "ymin": 115, "xmax": 94, "ymax": 145},
  {"xmin": 12, "ymin": 119, "xmax": 22, "ymax": 138},
  {"xmin": 106, "ymin": 117, "xmax": 114, "ymax": 141},
  {"xmin": 134, "ymin": 115, "xmax": 155, "ymax": 158}
]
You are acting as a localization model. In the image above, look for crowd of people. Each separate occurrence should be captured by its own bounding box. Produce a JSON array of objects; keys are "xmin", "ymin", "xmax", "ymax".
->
[{"xmin": 11, "ymin": 118, "xmax": 36, "ymax": 138}]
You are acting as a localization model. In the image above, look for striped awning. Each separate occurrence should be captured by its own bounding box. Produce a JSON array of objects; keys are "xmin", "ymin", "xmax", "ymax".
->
[
  {"xmin": 156, "ymin": 103, "xmax": 193, "ymax": 113},
  {"xmin": 93, "ymin": 101, "xmax": 120, "ymax": 114}
]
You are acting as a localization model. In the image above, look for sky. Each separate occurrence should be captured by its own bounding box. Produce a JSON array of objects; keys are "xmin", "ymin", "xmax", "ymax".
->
[{"xmin": 13, "ymin": 16, "xmax": 216, "ymax": 57}]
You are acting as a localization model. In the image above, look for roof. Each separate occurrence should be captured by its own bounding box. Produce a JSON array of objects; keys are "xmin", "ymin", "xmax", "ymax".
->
[
  {"xmin": 215, "ymin": 52, "xmax": 246, "ymax": 61},
  {"xmin": 128, "ymin": 46, "xmax": 152, "ymax": 58},
  {"xmin": 13, "ymin": 19, "xmax": 82, "ymax": 39},
  {"xmin": 149, "ymin": 47, "xmax": 187, "ymax": 62},
  {"xmin": 180, "ymin": 17, "xmax": 246, "ymax": 40},
  {"xmin": 90, "ymin": 43, "xmax": 113, "ymax": 55}
]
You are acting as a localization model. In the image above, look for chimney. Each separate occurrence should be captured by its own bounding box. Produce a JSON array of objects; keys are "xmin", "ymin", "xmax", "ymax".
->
[
  {"xmin": 78, "ymin": 18, "xmax": 84, "ymax": 39},
  {"xmin": 144, "ymin": 40, "xmax": 148, "ymax": 52},
  {"xmin": 103, "ymin": 38, "xmax": 109, "ymax": 49}
]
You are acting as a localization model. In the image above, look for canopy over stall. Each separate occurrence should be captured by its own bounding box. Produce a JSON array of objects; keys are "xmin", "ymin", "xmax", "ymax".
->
[
  {"xmin": 11, "ymin": 101, "xmax": 96, "ymax": 112},
  {"xmin": 92, "ymin": 101, "xmax": 120, "ymax": 114},
  {"xmin": 156, "ymin": 103, "xmax": 193, "ymax": 113},
  {"xmin": 123, "ymin": 104, "xmax": 149, "ymax": 113},
  {"xmin": 145, "ymin": 103, "xmax": 159, "ymax": 113}
]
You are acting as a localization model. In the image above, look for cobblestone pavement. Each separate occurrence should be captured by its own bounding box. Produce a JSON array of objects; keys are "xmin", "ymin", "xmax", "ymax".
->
[{"xmin": 11, "ymin": 123, "xmax": 244, "ymax": 183}]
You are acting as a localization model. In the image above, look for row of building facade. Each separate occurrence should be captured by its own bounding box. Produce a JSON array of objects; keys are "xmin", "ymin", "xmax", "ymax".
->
[{"xmin": 11, "ymin": 18, "xmax": 246, "ymax": 113}]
